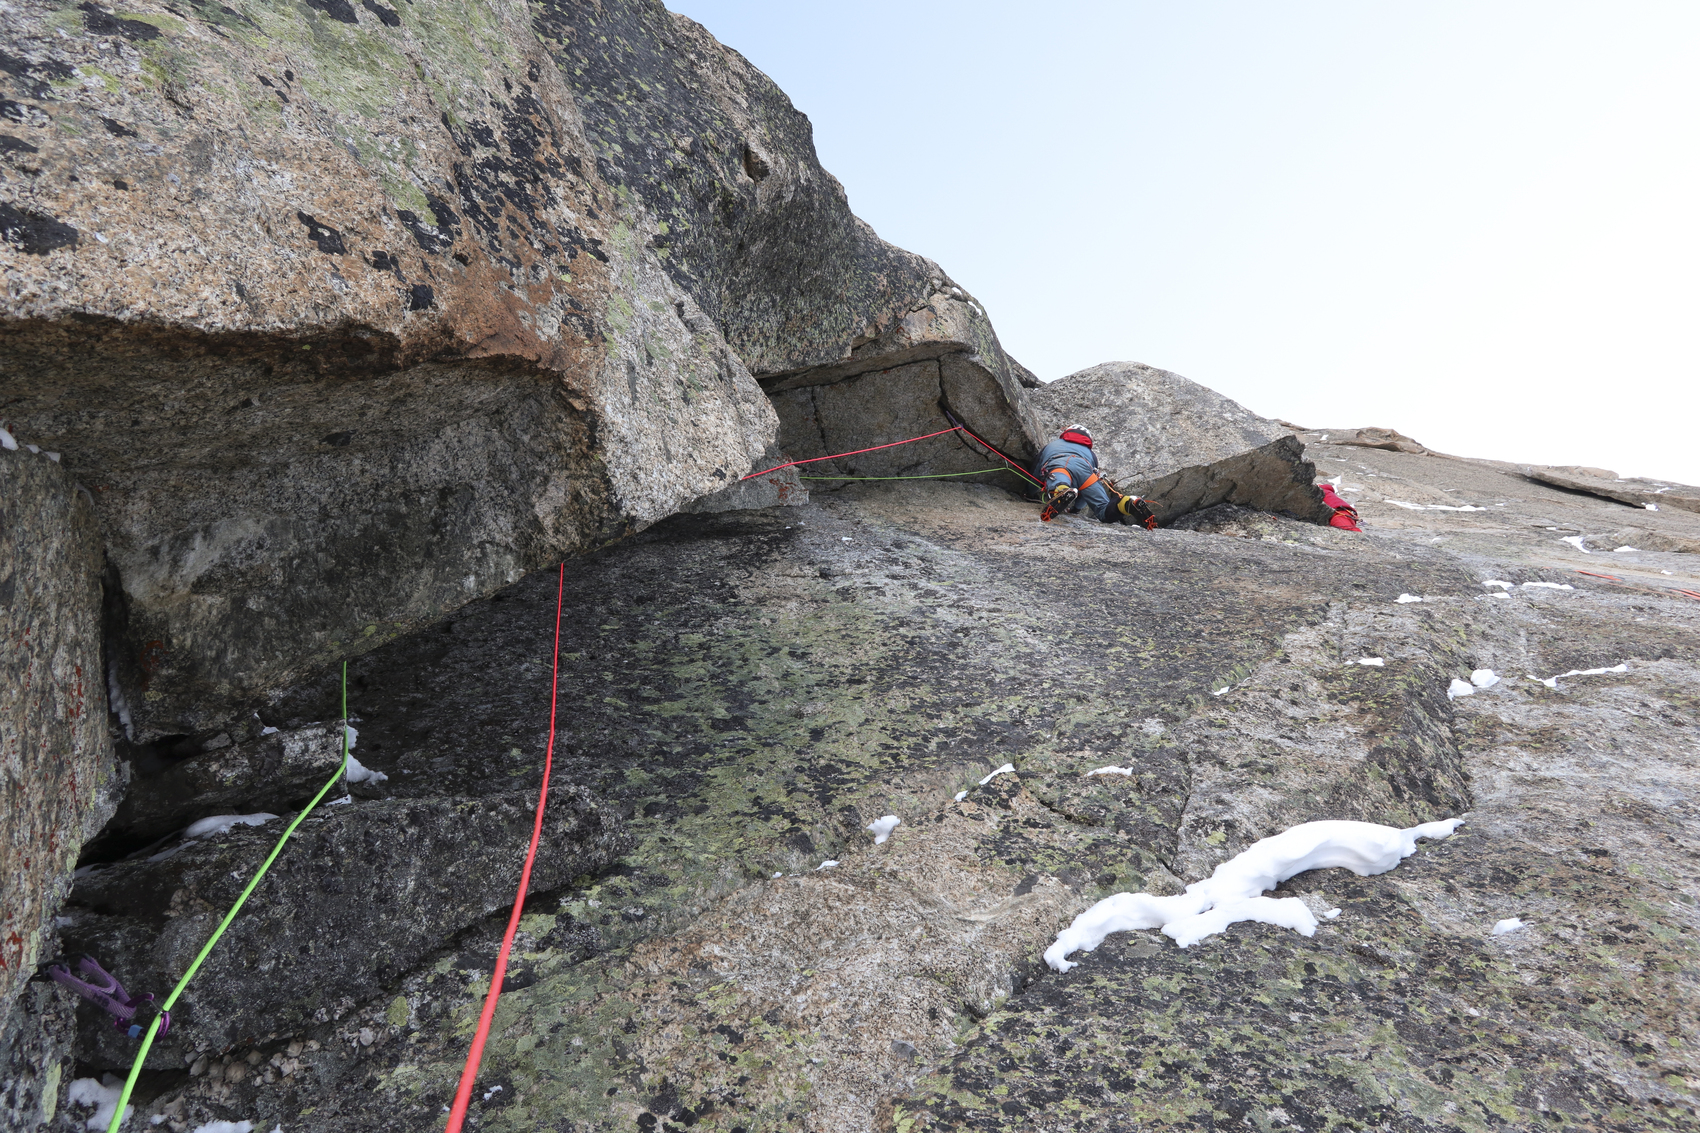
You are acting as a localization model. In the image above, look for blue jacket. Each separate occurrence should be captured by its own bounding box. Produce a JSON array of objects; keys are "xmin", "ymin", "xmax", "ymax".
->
[{"xmin": 1035, "ymin": 438, "xmax": 1098, "ymax": 487}]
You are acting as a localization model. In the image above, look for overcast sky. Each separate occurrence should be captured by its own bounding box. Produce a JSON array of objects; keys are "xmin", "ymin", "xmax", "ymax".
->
[{"xmin": 666, "ymin": 1, "xmax": 1700, "ymax": 484}]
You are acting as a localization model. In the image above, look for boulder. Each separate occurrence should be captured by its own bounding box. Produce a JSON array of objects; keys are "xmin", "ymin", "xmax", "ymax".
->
[
  {"xmin": 684, "ymin": 447, "xmax": 809, "ymax": 514},
  {"xmin": 60, "ymin": 784, "xmax": 629, "ymax": 1067},
  {"xmin": 1, "ymin": 0, "xmax": 779, "ymax": 744},
  {"xmin": 1, "ymin": 446, "xmax": 123, "ymax": 1011},
  {"xmin": 1525, "ymin": 466, "xmax": 1700, "ymax": 516},
  {"xmin": 1025, "ymin": 361, "xmax": 1332, "ymax": 523},
  {"xmin": 558, "ymin": 4, "xmax": 1040, "ymax": 475},
  {"xmin": 1294, "ymin": 426, "xmax": 1431, "ymax": 454},
  {"xmin": 0, "ymin": 0, "xmax": 1036, "ymax": 750}
]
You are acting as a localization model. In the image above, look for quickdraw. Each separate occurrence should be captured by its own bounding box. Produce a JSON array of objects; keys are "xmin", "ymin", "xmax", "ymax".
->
[{"xmin": 49, "ymin": 956, "xmax": 170, "ymax": 1040}]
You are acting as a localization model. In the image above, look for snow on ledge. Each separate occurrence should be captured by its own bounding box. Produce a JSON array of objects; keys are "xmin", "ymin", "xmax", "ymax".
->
[
  {"xmin": 866, "ymin": 816, "xmax": 900, "ymax": 844},
  {"xmin": 1534, "ymin": 662, "xmax": 1628, "ymax": 688},
  {"xmin": 1044, "ymin": 818, "xmax": 1465, "ymax": 971}
]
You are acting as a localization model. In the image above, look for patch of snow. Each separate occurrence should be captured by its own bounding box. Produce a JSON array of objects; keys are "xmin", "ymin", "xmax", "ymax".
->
[
  {"xmin": 867, "ymin": 816, "xmax": 900, "ymax": 844},
  {"xmin": 772, "ymin": 872, "xmax": 782, "ymax": 879},
  {"xmin": 1561, "ymin": 535, "xmax": 1590, "ymax": 553},
  {"xmin": 1613, "ymin": 546, "xmax": 1639, "ymax": 553},
  {"xmin": 66, "ymin": 1076, "xmax": 132, "ymax": 1130},
  {"xmin": 815, "ymin": 860, "xmax": 838, "ymax": 870},
  {"xmin": 1385, "ymin": 499, "xmax": 1485, "ymax": 512},
  {"xmin": 840, "ymin": 536, "xmax": 852, "ymax": 542},
  {"xmin": 1492, "ymin": 917, "xmax": 1525, "ymax": 936},
  {"xmin": 189, "ymin": 1122, "xmax": 255, "ymax": 1133},
  {"xmin": 1538, "ymin": 663, "xmax": 1629, "ymax": 688},
  {"xmin": 327, "ymin": 795, "xmax": 353, "ymax": 806},
  {"xmin": 1085, "ymin": 766, "xmax": 1134, "ymax": 777},
  {"xmin": 1395, "ymin": 594, "xmax": 1423, "ymax": 604},
  {"xmin": 1470, "ymin": 669, "xmax": 1500, "ymax": 689},
  {"xmin": 1323, "ymin": 908, "xmax": 1341, "ymax": 920},
  {"xmin": 978, "ymin": 763, "xmax": 1015, "ymax": 786},
  {"xmin": 0, "ymin": 424, "xmax": 16, "ymax": 451},
  {"xmin": 1045, "ymin": 818, "xmax": 1464, "ymax": 969},
  {"xmin": 1663, "ymin": 570, "xmax": 1675, "ymax": 575},
  {"xmin": 260, "ymin": 726, "xmax": 279, "ymax": 736},
  {"xmin": 25, "ymin": 443, "xmax": 39, "ymax": 454},
  {"xmin": 952, "ymin": 790, "xmax": 967, "ymax": 802},
  {"xmin": 1447, "ymin": 678, "xmax": 1474, "ymax": 700},
  {"xmin": 1354, "ymin": 657, "xmax": 1385, "ymax": 667},
  {"xmin": 1482, "ymin": 580, "xmax": 1514, "ymax": 589},
  {"xmin": 482, "ymin": 1084, "xmax": 504, "ymax": 1102},
  {"xmin": 1211, "ymin": 687, "xmax": 1229, "ymax": 697},
  {"xmin": 1521, "ymin": 581, "xmax": 1573, "ymax": 590},
  {"xmin": 47, "ymin": 451, "xmax": 60, "ymax": 462},
  {"xmin": 343, "ymin": 724, "xmax": 358, "ymax": 750},
  {"xmin": 344, "ymin": 753, "xmax": 388, "ymax": 785},
  {"xmin": 184, "ymin": 813, "xmax": 277, "ymax": 839}
]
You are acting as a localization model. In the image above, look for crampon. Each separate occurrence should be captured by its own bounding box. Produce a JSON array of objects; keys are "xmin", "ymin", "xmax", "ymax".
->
[{"xmin": 1040, "ymin": 485, "xmax": 1078, "ymax": 522}]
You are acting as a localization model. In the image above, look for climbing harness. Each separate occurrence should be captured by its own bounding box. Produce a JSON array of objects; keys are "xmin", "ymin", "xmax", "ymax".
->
[
  {"xmin": 444, "ymin": 561, "xmax": 567, "ymax": 1133},
  {"xmin": 103, "ymin": 664, "xmax": 356, "ymax": 1133},
  {"xmin": 48, "ymin": 956, "xmax": 169, "ymax": 1040}
]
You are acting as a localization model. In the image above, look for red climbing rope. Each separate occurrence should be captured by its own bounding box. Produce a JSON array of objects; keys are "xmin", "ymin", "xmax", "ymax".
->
[
  {"xmin": 740, "ymin": 426, "xmax": 967, "ymax": 480},
  {"xmin": 444, "ymin": 561, "xmax": 566, "ymax": 1133},
  {"xmin": 944, "ymin": 413, "xmax": 1045, "ymax": 487}
]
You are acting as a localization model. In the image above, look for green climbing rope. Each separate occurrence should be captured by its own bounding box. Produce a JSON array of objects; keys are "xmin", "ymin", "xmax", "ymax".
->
[
  {"xmin": 799, "ymin": 467, "xmax": 1024, "ymax": 482},
  {"xmin": 106, "ymin": 663, "xmax": 354, "ymax": 1132}
]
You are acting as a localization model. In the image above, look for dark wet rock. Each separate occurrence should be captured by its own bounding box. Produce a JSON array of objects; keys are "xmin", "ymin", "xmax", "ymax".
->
[
  {"xmin": 60, "ymin": 785, "xmax": 628, "ymax": 1069},
  {"xmin": 0, "ymin": 447, "xmax": 122, "ymax": 1009},
  {"xmin": 94, "ymin": 724, "xmax": 346, "ymax": 850},
  {"xmin": 1026, "ymin": 361, "xmax": 1332, "ymax": 523}
]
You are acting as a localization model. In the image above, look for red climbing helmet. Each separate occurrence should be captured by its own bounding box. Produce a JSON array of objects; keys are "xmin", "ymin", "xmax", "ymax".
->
[{"xmin": 1060, "ymin": 424, "xmax": 1092, "ymax": 447}]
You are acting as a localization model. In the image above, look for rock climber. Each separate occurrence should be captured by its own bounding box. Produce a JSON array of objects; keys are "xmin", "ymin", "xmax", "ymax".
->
[
  {"xmin": 1319, "ymin": 482, "xmax": 1361, "ymax": 531},
  {"xmin": 1035, "ymin": 425, "xmax": 1156, "ymax": 527}
]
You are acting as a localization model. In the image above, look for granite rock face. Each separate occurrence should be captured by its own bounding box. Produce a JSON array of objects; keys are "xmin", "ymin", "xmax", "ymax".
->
[
  {"xmin": 0, "ymin": 0, "xmax": 781, "ymax": 745},
  {"xmin": 0, "ymin": 0, "xmax": 1036, "ymax": 750},
  {"xmin": 41, "ymin": 456, "xmax": 1696, "ymax": 1133},
  {"xmin": 1027, "ymin": 361, "xmax": 1333, "ymax": 523},
  {"xmin": 0, "ymin": 446, "xmax": 122, "ymax": 1006},
  {"xmin": 551, "ymin": 0, "xmax": 1041, "ymax": 475}
]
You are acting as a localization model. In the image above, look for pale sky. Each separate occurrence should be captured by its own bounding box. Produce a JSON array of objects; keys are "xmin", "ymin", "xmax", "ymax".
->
[{"xmin": 667, "ymin": 1, "xmax": 1700, "ymax": 485}]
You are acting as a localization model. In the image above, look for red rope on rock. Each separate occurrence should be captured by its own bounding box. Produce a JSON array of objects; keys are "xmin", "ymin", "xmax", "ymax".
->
[
  {"xmin": 444, "ymin": 561, "xmax": 566, "ymax": 1133},
  {"xmin": 740, "ymin": 426, "xmax": 966, "ymax": 480},
  {"xmin": 946, "ymin": 415, "xmax": 1045, "ymax": 487}
]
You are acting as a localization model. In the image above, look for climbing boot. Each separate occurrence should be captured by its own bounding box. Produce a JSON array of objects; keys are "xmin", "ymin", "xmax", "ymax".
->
[
  {"xmin": 1040, "ymin": 483, "xmax": 1077, "ymax": 523},
  {"xmin": 1116, "ymin": 493, "xmax": 1158, "ymax": 529}
]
